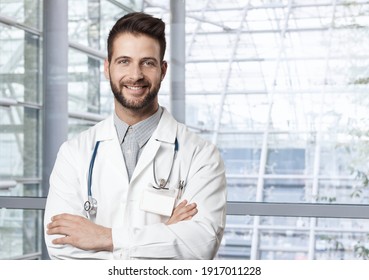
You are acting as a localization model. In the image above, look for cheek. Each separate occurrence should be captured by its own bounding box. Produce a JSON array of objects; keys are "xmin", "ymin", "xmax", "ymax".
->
[
  {"xmin": 109, "ymin": 69, "xmax": 125, "ymax": 82},
  {"xmin": 148, "ymin": 72, "xmax": 163, "ymax": 83}
]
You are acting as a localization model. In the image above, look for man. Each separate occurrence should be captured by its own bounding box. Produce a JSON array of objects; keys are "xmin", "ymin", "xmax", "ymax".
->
[{"xmin": 44, "ymin": 12, "xmax": 226, "ymax": 259}]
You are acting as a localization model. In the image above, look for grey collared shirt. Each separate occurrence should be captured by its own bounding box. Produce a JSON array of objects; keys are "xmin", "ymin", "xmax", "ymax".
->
[{"xmin": 114, "ymin": 107, "xmax": 163, "ymax": 181}]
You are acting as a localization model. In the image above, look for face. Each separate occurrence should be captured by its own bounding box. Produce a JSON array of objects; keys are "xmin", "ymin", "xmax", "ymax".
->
[{"xmin": 104, "ymin": 33, "xmax": 167, "ymax": 113}]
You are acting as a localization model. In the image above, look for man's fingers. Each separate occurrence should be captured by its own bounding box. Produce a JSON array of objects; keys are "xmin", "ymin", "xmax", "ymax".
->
[
  {"xmin": 51, "ymin": 236, "xmax": 71, "ymax": 245},
  {"xmin": 177, "ymin": 207, "xmax": 198, "ymax": 221},
  {"xmin": 172, "ymin": 204, "xmax": 198, "ymax": 221},
  {"xmin": 166, "ymin": 201, "xmax": 198, "ymax": 225},
  {"xmin": 46, "ymin": 213, "xmax": 113, "ymax": 251},
  {"xmin": 51, "ymin": 213, "xmax": 83, "ymax": 222},
  {"xmin": 173, "ymin": 200, "xmax": 187, "ymax": 212},
  {"xmin": 47, "ymin": 214, "xmax": 86, "ymax": 236},
  {"xmin": 175, "ymin": 203, "xmax": 197, "ymax": 215},
  {"xmin": 173, "ymin": 202, "xmax": 197, "ymax": 214},
  {"xmin": 46, "ymin": 223, "xmax": 74, "ymax": 237}
]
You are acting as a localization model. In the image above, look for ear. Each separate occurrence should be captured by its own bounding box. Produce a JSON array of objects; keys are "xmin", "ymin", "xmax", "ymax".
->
[
  {"xmin": 161, "ymin": 60, "xmax": 168, "ymax": 81},
  {"xmin": 104, "ymin": 58, "xmax": 110, "ymax": 80}
]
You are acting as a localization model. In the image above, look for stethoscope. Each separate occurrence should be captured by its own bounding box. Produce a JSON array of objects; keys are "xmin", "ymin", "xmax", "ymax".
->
[
  {"xmin": 84, "ymin": 140, "xmax": 100, "ymax": 217},
  {"xmin": 84, "ymin": 138, "xmax": 179, "ymax": 217},
  {"xmin": 152, "ymin": 138, "xmax": 178, "ymax": 190}
]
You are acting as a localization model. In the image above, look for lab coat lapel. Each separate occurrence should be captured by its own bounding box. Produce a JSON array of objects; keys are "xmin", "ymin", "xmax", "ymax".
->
[
  {"xmin": 130, "ymin": 138, "xmax": 160, "ymax": 184},
  {"xmin": 94, "ymin": 116, "xmax": 129, "ymax": 186},
  {"xmin": 130, "ymin": 108, "xmax": 178, "ymax": 185},
  {"xmin": 101, "ymin": 137, "xmax": 129, "ymax": 184}
]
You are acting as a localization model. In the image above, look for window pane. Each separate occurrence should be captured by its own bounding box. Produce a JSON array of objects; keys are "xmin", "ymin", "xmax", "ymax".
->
[
  {"xmin": 219, "ymin": 215, "xmax": 369, "ymax": 260},
  {"xmin": 0, "ymin": 107, "xmax": 40, "ymax": 183},
  {"xmin": 0, "ymin": 0, "xmax": 42, "ymax": 29},
  {"xmin": 0, "ymin": 24, "xmax": 41, "ymax": 103},
  {"xmin": 0, "ymin": 209, "xmax": 43, "ymax": 259}
]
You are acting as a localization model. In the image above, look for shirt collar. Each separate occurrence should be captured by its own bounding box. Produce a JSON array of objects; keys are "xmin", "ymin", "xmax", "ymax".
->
[{"xmin": 114, "ymin": 106, "xmax": 163, "ymax": 148}]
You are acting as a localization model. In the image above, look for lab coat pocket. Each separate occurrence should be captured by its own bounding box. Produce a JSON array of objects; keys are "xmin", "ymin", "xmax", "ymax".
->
[{"xmin": 140, "ymin": 187, "xmax": 178, "ymax": 216}]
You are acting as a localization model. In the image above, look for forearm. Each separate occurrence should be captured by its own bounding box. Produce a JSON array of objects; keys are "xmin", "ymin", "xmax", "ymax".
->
[{"xmin": 112, "ymin": 217, "xmax": 224, "ymax": 260}]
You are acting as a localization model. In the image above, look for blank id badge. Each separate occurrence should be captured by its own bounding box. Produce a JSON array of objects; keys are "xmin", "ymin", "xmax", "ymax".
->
[{"xmin": 140, "ymin": 186, "xmax": 178, "ymax": 216}]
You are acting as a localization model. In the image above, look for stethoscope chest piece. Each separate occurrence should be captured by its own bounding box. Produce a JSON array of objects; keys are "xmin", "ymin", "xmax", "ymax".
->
[
  {"xmin": 85, "ymin": 141, "xmax": 100, "ymax": 217},
  {"xmin": 84, "ymin": 196, "xmax": 97, "ymax": 216}
]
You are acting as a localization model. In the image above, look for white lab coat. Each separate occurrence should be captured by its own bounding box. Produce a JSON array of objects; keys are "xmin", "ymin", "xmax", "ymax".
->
[{"xmin": 44, "ymin": 107, "xmax": 227, "ymax": 259}]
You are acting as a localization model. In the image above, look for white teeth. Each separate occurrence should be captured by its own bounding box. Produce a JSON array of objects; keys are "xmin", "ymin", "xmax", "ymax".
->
[{"xmin": 127, "ymin": 86, "xmax": 143, "ymax": 90}]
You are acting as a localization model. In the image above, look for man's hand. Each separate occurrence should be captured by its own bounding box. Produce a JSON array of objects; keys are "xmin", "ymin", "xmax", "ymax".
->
[
  {"xmin": 47, "ymin": 200, "xmax": 197, "ymax": 251},
  {"xmin": 46, "ymin": 214, "xmax": 113, "ymax": 252},
  {"xmin": 166, "ymin": 200, "xmax": 198, "ymax": 225}
]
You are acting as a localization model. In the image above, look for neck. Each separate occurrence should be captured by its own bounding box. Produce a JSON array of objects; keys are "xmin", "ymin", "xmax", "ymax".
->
[{"xmin": 114, "ymin": 101, "xmax": 159, "ymax": 125}]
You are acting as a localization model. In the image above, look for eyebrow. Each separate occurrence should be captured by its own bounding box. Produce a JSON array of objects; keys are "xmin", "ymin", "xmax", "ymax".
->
[
  {"xmin": 113, "ymin": 56, "xmax": 159, "ymax": 64},
  {"xmin": 141, "ymin": 57, "xmax": 158, "ymax": 62}
]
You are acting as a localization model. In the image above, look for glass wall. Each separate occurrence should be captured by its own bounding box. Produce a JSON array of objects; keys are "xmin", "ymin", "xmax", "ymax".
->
[
  {"xmin": 2, "ymin": 0, "xmax": 369, "ymax": 260},
  {"xmin": 0, "ymin": 0, "xmax": 42, "ymax": 259},
  {"xmin": 0, "ymin": 0, "xmax": 136, "ymax": 260},
  {"xmin": 145, "ymin": 0, "xmax": 369, "ymax": 260}
]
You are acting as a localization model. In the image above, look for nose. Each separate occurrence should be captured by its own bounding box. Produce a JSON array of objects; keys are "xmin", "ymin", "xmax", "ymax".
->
[{"xmin": 128, "ymin": 64, "xmax": 144, "ymax": 81}]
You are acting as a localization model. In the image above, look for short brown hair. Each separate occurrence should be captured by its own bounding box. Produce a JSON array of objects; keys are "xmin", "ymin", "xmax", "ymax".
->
[{"xmin": 107, "ymin": 12, "xmax": 166, "ymax": 62}]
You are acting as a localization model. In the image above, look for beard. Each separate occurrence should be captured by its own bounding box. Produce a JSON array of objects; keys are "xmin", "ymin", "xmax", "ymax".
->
[{"xmin": 110, "ymin": 78, "xmax": 160, "ymax": 111}]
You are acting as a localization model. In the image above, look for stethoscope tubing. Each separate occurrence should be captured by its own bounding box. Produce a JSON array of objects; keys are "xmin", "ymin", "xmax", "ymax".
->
[
  {"xmin": 86, "ymin": 138, "xmax": 178, "ymax": 215},
  {"xmin": 88, "ymin": 140, "xmax": 100, "ymax": 196},
  {"xmin": 152, "ymin": 138, "xmax": 178, "ymax": 189}
]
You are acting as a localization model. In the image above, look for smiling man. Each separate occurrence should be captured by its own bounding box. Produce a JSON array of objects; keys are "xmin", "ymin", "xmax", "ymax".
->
[
  {"xmin": 106, "ymin": 31, "xmax": 166, "ymax": 123},
  {"xmin": 44, "ymin": 12, "xmax": 227, "ymax": 260}
]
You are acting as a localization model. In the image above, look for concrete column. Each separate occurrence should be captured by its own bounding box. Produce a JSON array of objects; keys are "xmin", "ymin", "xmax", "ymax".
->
[
  {"xmin": 23, "ymin": 0, "xmax": 41, "ymax": 256},
  {"xmin": 42, "ymin": 0, "xmax": 68, "ymax": 259},
  {"xmin": 170, "ymin": 0, "xmax": 185, "ymax": 123}
]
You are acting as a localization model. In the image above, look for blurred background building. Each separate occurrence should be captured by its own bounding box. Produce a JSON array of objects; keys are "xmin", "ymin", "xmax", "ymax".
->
[{"xmin": 1, "ymin": 0, "xmax": 369, "ymax": 259}]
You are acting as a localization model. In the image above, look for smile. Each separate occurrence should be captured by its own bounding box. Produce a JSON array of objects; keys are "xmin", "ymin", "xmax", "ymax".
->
[{"xmin": 125, "ymin": 85, "xmax": 147, "ymax": 90}]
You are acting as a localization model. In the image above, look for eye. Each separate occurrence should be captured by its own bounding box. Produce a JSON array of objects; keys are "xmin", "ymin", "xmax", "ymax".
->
[
  {"xmin": 143, "ymin": 60, "xmax": 156, "ymax": 67},
  {"xmin": 117, "ymin": 59, "xmax": 129, "ymax": 65}
]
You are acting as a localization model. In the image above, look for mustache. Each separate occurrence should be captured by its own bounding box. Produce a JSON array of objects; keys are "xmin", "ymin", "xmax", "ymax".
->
[{"xmin": 120, "ymin": 78, "xmax": 150, "ymax": 87}]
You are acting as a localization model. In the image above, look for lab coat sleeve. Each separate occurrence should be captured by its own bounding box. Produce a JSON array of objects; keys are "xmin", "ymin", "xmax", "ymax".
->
[
  {"xmin": 112, "ymin": 140, "xmax": 227, "ymax": 259},
  {"xmin": 44, "ymin": 141, "xmax": 113, "ymax": 260}
]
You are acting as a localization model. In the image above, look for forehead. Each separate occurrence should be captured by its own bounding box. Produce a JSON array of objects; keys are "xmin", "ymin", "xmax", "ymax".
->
[{"xmin": 111, "ymin": 33, "xmax": 161, "ymax": 59}]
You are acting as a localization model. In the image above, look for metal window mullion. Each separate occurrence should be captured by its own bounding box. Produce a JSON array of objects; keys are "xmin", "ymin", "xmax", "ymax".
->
[
  {"xmin": 226, "ymin": 202, "xmax": 369, "ymax": 219},
  {"xmin": 226, "ymin": 224, "xmax": 369, "ymax": 234},
  {"xmin": 185, "ymin": 26, "xmax": 357, "ymax": 36},
  {"xmin": 170, "ymin": 0, "xmax": 186, "ymax": 123},
  {"xmin": 211, "ymin": 2, "xmax": 250, "ymax": 144},
  {"xmin": 145, "ymin": 0, "xmax": 232, "ymax": 31},
  {"xmin": 3, "ymin": 198, "xmax": 369, "ymax": 219},
  {"xmin": 69, "ymin": 111, "xmax": 105, "ymax": 122},
  {"xmin": 185, "ymin": 0, "xmax": 210, "ymax": 58},
  {"xmin": 0, "ymin": 14, "xmax": 41, "ymax": 36},
  {"xmin": 308, "ymin": 0, "xmax": 338, "ymax": 260},
  {"xmin": 69, "ymin": 41, "xmax": 105, "ymax": 60},
  {"xmin": 106, "ymin": 0, "xmax": 135, "ymax": 13},
  {"xmin": 250, "ymin": 0, "xmax": 293, "ymax": 260},
  {"xmin": 186, "ymin": 1, "xmax": 366, "ymax": 13},
  {"xmin": 0, "ymin": 197, "xmax": 46, "ymax": 209},
  {"xmin": 5, "ymin": 85, "xmax": 23, "ymax": 155}
]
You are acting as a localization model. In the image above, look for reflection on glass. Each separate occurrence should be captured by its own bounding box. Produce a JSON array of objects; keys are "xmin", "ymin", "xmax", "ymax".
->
[
  {"xmin": 217, "ymin": 215, "xmax": 253, "ymax": 259},
  {"xmin": 68, "ymin": 0, "xmax": 133, "ymax": 50},
  {"xmin": 69, "ymin": 49, "xmax": 102, "ymax": 114},
  {"xmin": 219, "ymin": 216, "xmax": 369, "ymax": 260},
  {"xmin": 68, "ymin": 117, "xmax": 99, "ymax": 139},
  {"xmin": 0, "ymin": 209, "xmax": 42, "ymax": 259},
  {"xmin": 0, "ymin": 0, "xmax": 41, "ymax": 29},
  {"xmin": 0, "ymin": 25, "xmax": 41, "ymax": 103},
  {"xmin": 0, "ymin": 107, "xmax": 40, "ymax": 181},
  {"xmin": 227, "ymin": 178, "xmax": 256, "ymax": 202},
  {"xmin": 315, "ymin": 218, "xmax": 369, "ymax": 260}
]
